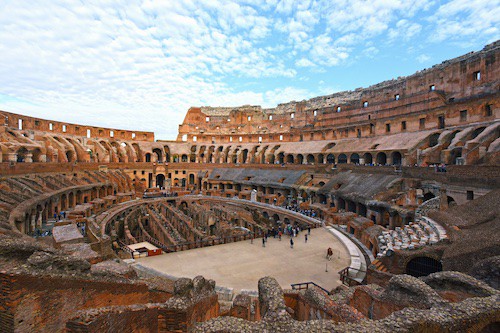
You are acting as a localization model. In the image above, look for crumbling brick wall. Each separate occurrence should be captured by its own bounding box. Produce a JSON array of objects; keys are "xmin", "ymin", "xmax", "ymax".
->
[{"xmin": 0, "ymin": 272, "xmax": 170, "ymax": 333}]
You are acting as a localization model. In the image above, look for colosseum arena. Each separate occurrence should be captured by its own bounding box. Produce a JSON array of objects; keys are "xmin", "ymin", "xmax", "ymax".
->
[{"xmin": 0, "ymin": 41, "xmax": 499, "ymax": 332}]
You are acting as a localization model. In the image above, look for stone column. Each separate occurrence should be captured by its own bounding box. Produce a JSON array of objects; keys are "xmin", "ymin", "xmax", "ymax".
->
[
  {"xmin": 24, "ymin": 153, "xmax": 33, "ymax": 163},
  {"xmin": 7, "ymin": 153, "xmax": 17, "ymax": 162}
]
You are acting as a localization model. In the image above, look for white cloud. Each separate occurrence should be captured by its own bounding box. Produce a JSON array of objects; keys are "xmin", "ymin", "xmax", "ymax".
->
[
  {"xmin": 0, "ymin": 0, "xmax": 497, "ymax": 139},
  {"xmin": 295, "ymin": 58, "xmax": 316, "ymax": 67},
  {"xmin": 388, "ymin": 19, "xmax": 422, "ymax": 41},
  {"xmin": 429, "ymin": 0, "xmax": 500, "ymax": 44},
  {"xmin": 416, "ymin": 54, "xmax": 431, "ymax": 63}
]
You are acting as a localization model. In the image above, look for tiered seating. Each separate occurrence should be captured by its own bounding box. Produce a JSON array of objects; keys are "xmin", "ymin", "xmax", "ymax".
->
[{"xmin": 376, "ymin": 217, "xmax": 448, "ymax": 257}]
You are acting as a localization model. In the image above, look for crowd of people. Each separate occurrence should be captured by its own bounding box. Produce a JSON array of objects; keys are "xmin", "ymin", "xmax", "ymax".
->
[{"xmin": 280, "ymin": 200, "xmax": 319, "ymax": 219}]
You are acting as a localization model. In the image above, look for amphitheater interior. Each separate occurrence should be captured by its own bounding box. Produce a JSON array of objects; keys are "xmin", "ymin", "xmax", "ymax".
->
[{"xmin": 0, "ymin": 41, "xmax": 499, "ymax": 333}]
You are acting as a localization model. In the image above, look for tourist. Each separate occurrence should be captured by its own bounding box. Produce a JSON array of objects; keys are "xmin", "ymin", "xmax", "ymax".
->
[
  {"xmin": 305, "ymin": 234, "xmax": 308, "ymax": 243},
  {"xmin": 327, "ymin": 247, "xmax": 333, "ymax": 261},
  {"xmin": 262, "ymin": 238, "xmax": 265, "ymax": 247},
  {"xmin": 308, "ymin": 226, "xmax": 311, "ymax": 235},
  {"xmin": 290, "ymin": 238, "xmax": 294, "ymax": 248},
  {"xmin": 278, "ymin": 231, "xmax": 282, "ymax": 241}
]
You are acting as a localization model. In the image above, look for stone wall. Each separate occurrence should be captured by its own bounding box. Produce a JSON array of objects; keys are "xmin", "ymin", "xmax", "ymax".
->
[
  {"xmin": 66, "ymin": 304, "xmax": 159, "ymax": 332},
  {"xmin": 0, "ymin": 272, "xmax": 170, "ymax": 333},
  {"xmin": 0, "ymin": 110, "xmax": 154, "ymax": 142}
]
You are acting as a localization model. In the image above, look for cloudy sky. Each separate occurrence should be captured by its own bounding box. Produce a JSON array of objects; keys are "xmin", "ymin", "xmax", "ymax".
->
[{"xmin": 0, "ymin": 0, "xmax": 498, "ymax": 140}]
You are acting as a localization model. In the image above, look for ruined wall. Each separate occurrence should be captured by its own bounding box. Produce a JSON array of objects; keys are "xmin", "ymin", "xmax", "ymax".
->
[
  {"xmin": 66, "ymin": 305, "xmax": 159, "ymax": 333},
  {"xmin": 0, "ymin": 272, "xmax": 170, "ymax": 333},
  {"xmin": 178, "ymin": 41, "xmax": 499, "ymax": 144},
  {"xmin": 0, "ymin": 110, "xmax": 154, "ymax": 141}
]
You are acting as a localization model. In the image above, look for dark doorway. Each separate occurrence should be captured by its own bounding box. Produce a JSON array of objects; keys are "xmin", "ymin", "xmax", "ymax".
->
[
  {"xmin": 406, "ymin": 257, "xmax": 443, "ymax": 277},
  {"xmin": 156, "ymin": 174, "xmax": 165, "ymax": 188}
]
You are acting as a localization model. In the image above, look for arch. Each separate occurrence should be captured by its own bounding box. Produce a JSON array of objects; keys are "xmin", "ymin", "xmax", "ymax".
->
[
  {"xmin": 110, "ymin": 142, "xmax": 125, "ymax": 162},
  {"xmin": 447, "ymin": 195, "xmax": 457, "ymax": 207},
  {"xmin": 406, "ymin": 257, "xmax": 442, "ymax": 277},
  {"xmin": 318, "ymin": 194, "xmax": 327, "ymax": 204},
  {"xmin": 376, "ymin": 152, "xmax": 387, "ymax": 165},
  {"xmin": 61, "ymin": 193, "xmax": 67, "ymax": 211},
  {"xmin": 181, "ymin": 154, "xmax": 188, "ymax": 162},
  {"xmin": 429, "ymin": 133, "xmax": 440, "ymax": 147},
  {"xmin": 278, "ymin": 152, "xmax": 284, "ymax": 164},
  {"xmin": 164, "ymin": 145, "xmax": 171, "ymax": 162},
  {"xmin": 132, "ymin": 143, "xmax": 142, "ymax": 162},
  {"xmin": 189, "ymin": 174, "xmax": 195, "ymax": 185},
  {"xmin": 297, "ymin": 154, "xmax": 304, "ymax": 164},
  {"xmin": 423, "ymin": 192, "xmax": 435, "ymax": 202},
  {"xmin": 286, "ymin": 154, "xmax": 294, "ymax": 164},
  {"xmin": 145, "ymin": 153, "xmax": 152, "ymax": 163},
  {"xmin": 363, "ymin": 153, "xmax": 373, "ymax": 165},
  {"xmin": 350, "ymin": 153, "xmax": 360, "ymax": 164},
  {"xmin": 391, "ymin": 151, "xmax": 402, "ymax": 166},
  {"xmin": 65, "ymin": 150, "xmax": 75, "ymax": 163},
  {"xmin": 337, "ymin": 153, "xmax": 347, "ymax": 164},
  {"xmin": 32, "ymin": 148, "xmax": 43, "ymax": 162},
  {"xmin": 152, "ymin": 148, "xmax": 163, "ymax": 162},
  {"xmin": 326, "ymin": 154, "xmax": 335, "ymax": 164},
  {"xmin": 306, "ymin": 154, "xmax": 315, "ymax": 164},
  {"xmin": 232, "ymin": 148, "xmax": 239, "ymax": 164},
  {"xmin": 450, "ymin": 148, "xmax": 462, "ymax": 164},
  {"xmin": 16, "ymin": 147, "xmax": 28, "ymax": 162},
  {"xmin": 68, "ymin": 192, "xmax": 74, "ymax": 207},
  {"xmin": 241, "ymin": 149, "xmax": 248, "ymax": 163},
  {"xmin": 471, "ymin": 126, "xmax": 486, "ymax": 139},
  {"xmin": 156, "ymin": 174, "xmax": 165, "ymax": 188}
]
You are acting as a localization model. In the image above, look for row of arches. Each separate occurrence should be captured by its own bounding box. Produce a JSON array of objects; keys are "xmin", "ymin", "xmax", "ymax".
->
[{"xmin": 142, "ymin": 145, "xmax": 405, "ymax": 166}]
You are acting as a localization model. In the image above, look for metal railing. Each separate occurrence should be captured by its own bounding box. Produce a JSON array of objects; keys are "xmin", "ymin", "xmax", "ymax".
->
[
  {"xmin": 128, "ymin": 231, "xmax": 266, "ymax": 254},
  {"xmin": 338, "ymin": 267, "xmax": 366, "ymax": 287},
  {"xmin": 290, "ymin": 281, "xmax": 331, "ymax": 295}
]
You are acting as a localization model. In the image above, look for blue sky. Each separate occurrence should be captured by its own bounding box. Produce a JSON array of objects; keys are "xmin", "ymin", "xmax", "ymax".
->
[{"xmin": 0, "ymin": 0, "xmax": 498, "ymax": 140}]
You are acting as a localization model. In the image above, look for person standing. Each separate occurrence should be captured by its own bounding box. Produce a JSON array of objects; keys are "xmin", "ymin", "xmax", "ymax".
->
[
  {"xmin": 308, "ymin": 226, "xmax": 311, "ymax": 235},
  {"xmin": 290, "ymin": 238, "xmax": 294, "ymax": 248},
  {"xmin": 327, "ymin": 247, "xmax": 333, "ymax": 260},
  {"xmin": 305, "ymin": 234, "xmax": 308, "ymax": 243},
  {"xmin": 262, "ymin": 238, "xmax": 266, "ymax": 247}
]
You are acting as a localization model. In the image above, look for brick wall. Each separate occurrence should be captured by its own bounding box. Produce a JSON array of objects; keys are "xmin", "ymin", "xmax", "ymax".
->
[
  {"xmin": 66, "ymin": 305, "xmax": 159, "ymax": 333},
  {"xmin": 0, "ymin": 272, "xmax": 171, "ymax": 333}
]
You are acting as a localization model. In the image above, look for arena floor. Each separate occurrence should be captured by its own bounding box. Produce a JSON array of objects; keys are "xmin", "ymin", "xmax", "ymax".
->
[{"xmin": 136, "ymin": 227, "xmax": 350, "ymax": 292}]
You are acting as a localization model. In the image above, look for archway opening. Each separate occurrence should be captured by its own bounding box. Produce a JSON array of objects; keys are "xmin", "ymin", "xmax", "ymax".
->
[
  {"xmin": 156, "ymin": 174, "xmax": 165, "ymax": 188},
  {"xmin": 65, "ymin": 150, "xmax": 74, "ymax": 163},
  {"xmin": 376, "ymin": 152, "xmax": 387, "ymax": 165},
  {"xmin": 363, "ymin": 153, "xmax": 373, "ymax": 165},
  {"xmin": 406, "ymin": 257, "xmax": 442, "ymax": 277},
  {"xmin": 16, "ymin": 147, "xmax": 28, "ymax": 162},
  {"xmin": 391, "ymin": 151, "xmax": 402, "ymax": 166},
  {"xmin": 350, "ymin": 153, "xmax": 360, "ymax": 164},
  {"xmin": 423, "ymin": 192, "xmax": 435, "ymax": 202}
]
